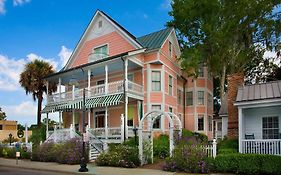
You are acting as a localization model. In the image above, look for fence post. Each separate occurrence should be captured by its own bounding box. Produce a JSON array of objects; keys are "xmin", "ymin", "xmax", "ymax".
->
[
  {"xmin": 212, "ymin": 139, "xmax": 217, "ymax": 158},
  {"xmin": 120, "ymin": 114, "xmax": 124, "ymax": 143}
]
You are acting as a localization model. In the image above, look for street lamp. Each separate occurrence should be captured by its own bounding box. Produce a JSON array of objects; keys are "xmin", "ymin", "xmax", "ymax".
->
[{"xmin": 69, "ymin": 72, "xmax": 88, "ymax": 172}]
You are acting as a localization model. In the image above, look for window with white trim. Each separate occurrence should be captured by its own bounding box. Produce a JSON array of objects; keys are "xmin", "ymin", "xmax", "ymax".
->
[
  {"xmin": 177, "ymin": 89, "xmax": 182, "ymax": 105},
  {"xmin": 208, "ymin": 93, "xmax": 213, "ymax": 107},
  {"xmin": 186, "ymin": 91, "xmax": 193, "ymax": 106},
  {"xmin": 198, "ymin": 91, "xmax": 205, "ymax": 105},
  {"xmin": 93, "ymin": 45, "xmax": 108, "ymax": 57},
  {"xmin": 152, "ymin": 105, "xmax": 161, "ymax": 129},
  {"xmin": 169, "ymin": 41, "xmax": 172, "ymax": 58},
  {"xmin": 168, "ymin": 75, "xmax": 173, "ymax": 95},
  {"xmin": 151, "ymin": 71, "xmax": 161, "ymax": 91},
  {"xmin": 198, "ymin": 67, "xmax": 204, "ymax": 77},
  {"xmin": 262, "ymin": 116, "xmax": 279, "ymax": 139},
  {"xmin": 198, "ymin": 115, "xmax": 204, "ymax": 131},
  {"xmin": 208, "ymin": 116, "xmax": 212, "ymax": 131}
]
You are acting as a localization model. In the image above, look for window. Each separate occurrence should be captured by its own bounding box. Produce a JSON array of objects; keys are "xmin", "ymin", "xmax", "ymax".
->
[
  {"xmin": 0, "ymin": 125, "xmax": 2, "ymax": 130},
  {"xmin": 169, "ymin": 107, "xmax": 173, "ymax": 113},
  {"xmin": 93, "ymin": 45, "xmax": 108, "ymax": 57},
  {"xmin": 198, "ymin": 115, "xmax": 204, "ymax": 131},
  {"xmin": 98, "ymin": 20, "xmax": 103, "ymax": 28},
  {"xmin": 198, "ymin": 67, "xmax": 204, "ymax": 77},
  {"xmin": 208, "ymin": 93, "xmax": 213, "ymax": 106},
  {"xmin": 208, "ymin": 116, "xmax": 212, "ymax": 131},
  {"xmin": 198, "ymin": 91, "xmax": 205, "ymax": 105},
  {"xmin": 95, "ymin": 111, "xmax": 105, "ymax": 128},
  {"xmin": 96, "ymin": 80, "xmax": 105, "ymax": 94},
  {"xmin": 128, "ymin": 106, "xmax": 134, "ymax": 126},
  {"xmin": 152, "ymin": 105, "xmax": 161, "ymax": 129},
  {"xmin": 262, "ymin": 116, "xmax": 279, "ymax": 139},
  {"xmin": 128, "ymin": 73, "xmax": 134, "ymax": 82},
  {"xmin": 177, "ymin": 89, "xmax": 182, "ymax": 104},
  {"xmin": 169, "ymin": 41, "xmax": 172, "ymax": 57},
  {"xmin": 151, "ymin": 71, "xmax": 161, "ymax": 91},
  {"xmin": 168, "ymin": 75, "xmax": 173, "ymax": 95},
  {"xmin": 186, "ymin": 91, "xmax": 193, "ymax": 106}
]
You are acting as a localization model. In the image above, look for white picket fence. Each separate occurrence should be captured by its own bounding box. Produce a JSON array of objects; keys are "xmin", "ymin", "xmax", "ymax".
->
[{"xmin": 203, "ymin": 139, "xmax": 217, "ymax": 158}]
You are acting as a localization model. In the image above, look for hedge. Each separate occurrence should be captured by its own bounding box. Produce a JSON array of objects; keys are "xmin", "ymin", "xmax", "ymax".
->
[{"xmin": 209, "ymin": 153, "xmax": 281, "ymax": 175}]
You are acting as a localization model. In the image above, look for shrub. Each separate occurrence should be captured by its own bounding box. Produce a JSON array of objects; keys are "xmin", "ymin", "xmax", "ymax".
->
[
  {"xmin": 217, "ymin": 137, "xmax": 238, "ymax": 154},
  {"xmin": 96, "ymin": 144, "xmax": 140, "ymax": 168},
  {"xmin": 218, "ymin": 148, "xmax": 237, "ymax": 154},
  {"xmin": 3, "ymin": 147, "xmax": 16, "ymax": 158},
  {"xmin": 0, "ymin": 146, "xmax": 3, "ymax": 157},
  {"xmin": 29, "ymin": 125, "xmax": 46, "ymax": 146},
  {"xmin": 153, "ymin": 134, "xmax": 169, "ymax": 159},
  {"xmin": 178, "ymin": 129, "xmax": 208, "ymax": 145},
  {"xmin": 212, "ymin": 154, "xmax": 281, "ymax": 175}
]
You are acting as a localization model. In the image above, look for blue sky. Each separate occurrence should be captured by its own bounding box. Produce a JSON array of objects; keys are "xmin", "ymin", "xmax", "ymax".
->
[{"xmin": 0, "ymin": 0, "xmax": 172, "ymax": 125}]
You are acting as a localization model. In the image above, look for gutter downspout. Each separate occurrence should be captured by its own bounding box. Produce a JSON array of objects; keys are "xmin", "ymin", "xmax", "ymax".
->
[{"xmin": 181, "ymin": 75, "xmax": 187, "ymax": 129}]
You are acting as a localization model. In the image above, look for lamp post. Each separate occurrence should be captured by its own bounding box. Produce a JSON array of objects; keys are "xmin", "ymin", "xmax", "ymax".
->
[
  {"xmin": 69, "ymin": 73, "xmax": 88, "ymax": 172},
  {"xmin": 133, "ymin": 126, "xmax": 138, "ymax": 144}
]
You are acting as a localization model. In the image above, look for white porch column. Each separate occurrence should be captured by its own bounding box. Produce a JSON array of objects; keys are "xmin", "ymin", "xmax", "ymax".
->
[
  {"xmin": 105, "ymin": 107, "xmax": 108, "ymax": 139},
  {"xmin": 124, "ymin": 59, "xmax": 128, "ymax": 139},
  {"xmin": 120, "ymin": 114, "xmax": 124, "ymax": 142},
  {"xmin": 105, "ymin": 65, "xmax": 108, "ymax": 94},
  {"xmin": 58, "ymin": 78, "xmax": 61, "ymax": 102},
  {"xmin": 25, "ymin": 123, "xmax": 28, "ymax": 144},
  {"xmin": 88, "ymin": 110, "xmax": 91, "ymax": 128},
  {"xmin": 238, "ymin": 107, "xmax": 243, "ymax": 153},
  {"xmin": 88, "ymin": 69, "xmax": 91, "ymax": 128},
  {"xmin": 46, "ymin": 113, "xmax": 49, "ymax": 138},
  {"xmin": 72, "ymin": 85, "xmax": 75, "ymax": 127}
]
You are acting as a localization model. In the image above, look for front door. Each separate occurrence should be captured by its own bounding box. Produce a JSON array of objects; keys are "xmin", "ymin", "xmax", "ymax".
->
[{"xmin": 95, "ymin": 111, "xmax": 105, "ymax": 128}]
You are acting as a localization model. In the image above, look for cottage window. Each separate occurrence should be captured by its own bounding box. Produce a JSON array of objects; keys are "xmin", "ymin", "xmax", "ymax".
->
[
  {"xmin": 198, "ymin": 115, "xmax": 204, "ymax": 131},
  {"xmin": 168, "ymin": 75, "xmax": 173, "ymax": 95},
  {"xmin": 198, "ymin": 91, "xmax": 205, "ymax": 105},
  {"xmin": 186, "ymin": 91, "xmax": 193, "ymax": 106},
  {"xmin": 262, "ymin": 116, "xmax": 279, "ymax": 139},
  {"xmin": 198, "ymin": 67, "xmax": 204, "ymax": 77},
  {"xmin": 151, "ymin": 71, "xmax": 161, "ymax": 91},
  {"xmin": 177, "ymin": 89, "xmax": 182, "ymax": 104}
]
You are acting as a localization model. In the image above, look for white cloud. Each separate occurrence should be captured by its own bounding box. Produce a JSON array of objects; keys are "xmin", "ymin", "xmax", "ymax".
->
[
  {"xmin": 0, "ymin": 55, "xmax": 26, "ymax": 91},
  {"xmin": 2, "ymin": 101, "xmax": 37, "ymax": 125},
  {"xmin": 27, "ymin": 53, "xmax": 58, "ymax": 70},
  {"xmin": 58, "ymin": 46, "xmax": 72, "ymax": 68},
  {"xmin": 13, "ymin": 0, "xmax": 30, "ymax": 6},
  {"xmin": 160, "ymin": 0, "xmax": 172, "ymax": 10},
  {"xmin": 0, "ymin": 0, "xmax": 6, "ymax": 14}
]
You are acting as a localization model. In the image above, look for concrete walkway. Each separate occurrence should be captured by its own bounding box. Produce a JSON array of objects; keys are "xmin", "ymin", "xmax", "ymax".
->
[{"xmin": 0, "ymin": 158, "xmax": 175, "ymax": 175}]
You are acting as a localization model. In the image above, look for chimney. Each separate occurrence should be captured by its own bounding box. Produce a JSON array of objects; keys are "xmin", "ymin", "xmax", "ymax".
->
[{"xmin": 227, "ymin": 73, "xmax": 244, "ymax": 138}]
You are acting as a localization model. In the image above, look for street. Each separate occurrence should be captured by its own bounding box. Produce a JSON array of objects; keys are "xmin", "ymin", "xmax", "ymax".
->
[{"xmin": 0, "ymin": 166, "xmax": 74, "ymax": 175}]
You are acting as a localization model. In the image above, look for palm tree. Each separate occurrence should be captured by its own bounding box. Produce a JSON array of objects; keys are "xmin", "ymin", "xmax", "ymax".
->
[{"xmin": 19, "ymin": 59, "xmax": 57, "ymax": 127}]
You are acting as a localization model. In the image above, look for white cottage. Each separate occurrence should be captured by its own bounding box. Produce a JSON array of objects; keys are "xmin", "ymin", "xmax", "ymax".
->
[{"xmin": 234, "ymin": 80, "xmax": 281, "ymax": 155}]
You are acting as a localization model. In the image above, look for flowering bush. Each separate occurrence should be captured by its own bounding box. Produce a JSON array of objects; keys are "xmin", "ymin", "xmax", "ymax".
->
[
  {"xmin": 96, "ymin": 144, "xmax": 140, "ymax": 168},
  {"xmin": 163, "ymin": 129, "xmax": 210, "ymax": 173},
  {"xmin": 31, "ymin": 138, "xmax": 87, "ymax": 164}
]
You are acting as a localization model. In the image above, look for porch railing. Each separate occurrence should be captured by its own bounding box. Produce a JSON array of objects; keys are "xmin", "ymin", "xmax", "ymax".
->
[
  {"xmin": 45, "ymin": 126, "xmax": 81, "ymax": 143},
  {"xmin": 242, "ymin": 139, "xmax": 281, "ymax": 155},
  {"xmin": 47, "ymin": 80, "xmax": 143, "ymax": 105}
]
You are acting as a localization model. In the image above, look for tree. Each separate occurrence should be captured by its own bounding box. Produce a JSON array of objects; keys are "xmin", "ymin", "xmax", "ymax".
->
[
  {"xmin": 168, "ymin": 0, "xmax": 281, "ymax": 99},
  {"xmin": 0, "ymin": 107, "xmax": 7, "ymax": 120},
  {"xmin": 19, "ymin": 59, "xmax": 57, "ymax": 126}
]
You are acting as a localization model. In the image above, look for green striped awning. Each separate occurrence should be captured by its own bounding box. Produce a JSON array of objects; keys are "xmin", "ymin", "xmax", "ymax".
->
[
  {"xmin": 86, "ymin": 94, "xmax": 123, "ymax": 108},
  {"xmin": 41, "ymin": 104, "xmax": 57, "ymax": 113}
]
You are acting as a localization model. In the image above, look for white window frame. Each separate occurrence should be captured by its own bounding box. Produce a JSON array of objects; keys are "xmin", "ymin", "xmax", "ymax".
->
[
  {"xmin": 151, "ymin": 71, "xmax": 161, "ymax": 91},
  {"xmin": 262, "ymin": 116, "xmax": 279, "ymax": 139},
  {"xmin": 198, "ymin": 91, "xmax": 205, "ymax": 105},
  {"xmin": 168, "ymin": 75, "xmax": 173, "ymax": 96},
  {"xmin": 198, "ymin": 115, "xmax": 204, "ymax": 131},
  {"xmin": 186, "ymin": 91, "xmax": 193, "ymax": 106},
  {"xmin": 152, "ymin": 104, "xmax": 162, "ymax": 129}
]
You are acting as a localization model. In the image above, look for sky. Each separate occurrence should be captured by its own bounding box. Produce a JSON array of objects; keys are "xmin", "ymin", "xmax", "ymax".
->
[{"xmin": 0, "ymin": 0, "xmax": 172, "ymax": 126}]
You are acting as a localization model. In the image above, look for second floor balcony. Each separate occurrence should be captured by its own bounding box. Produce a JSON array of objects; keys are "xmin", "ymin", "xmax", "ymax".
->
[{"xmin": 47, "ymin": 80, "xmax": 143, "ymax": 105}]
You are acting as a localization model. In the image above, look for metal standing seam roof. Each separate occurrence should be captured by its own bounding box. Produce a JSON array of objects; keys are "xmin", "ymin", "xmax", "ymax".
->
[
  {"xmin": 137, "ymin": 28, "xmax": 173, "ymax": 51},
  {"xmin": 236, "ymin": 80, "xmax": 281, "ymax": 103}
]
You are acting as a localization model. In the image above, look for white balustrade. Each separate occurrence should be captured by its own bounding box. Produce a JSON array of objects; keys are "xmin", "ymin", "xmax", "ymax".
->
[
  {"xmin": 108, "ymin": 81, "xmax": 124, "ymax": 94},
  {"xmin": 242, "ymin": 139, "xmax": 281, "ymax": 155},
  {"xmin": 128, "ymin": 80, "xmax": 143, "ymax": 95}
]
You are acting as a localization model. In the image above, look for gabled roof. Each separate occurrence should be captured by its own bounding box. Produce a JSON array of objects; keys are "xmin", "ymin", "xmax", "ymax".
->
[
  {"xmin": 137, "ymin": 28, "xmax": 173, "ymax": 51},
  {"xmin": 236, "ymin": 80, "xmax": 281, "ymax": 103}
]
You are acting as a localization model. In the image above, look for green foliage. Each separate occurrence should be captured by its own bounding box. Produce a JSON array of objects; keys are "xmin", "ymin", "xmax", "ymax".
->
[
  {"xmin": 29, "ymin": 125, "xmax": 46, "ymax": 146},
  {"xmin": 0, "ymin": 107, "xmax": 7, "ymax": 120},
  {"xmin": 2, "ymin": 136, "xmax": 19, "ymax": 144},
  {"xmin": 153, "ymin": 134, "xmax": 169, "ymax": 159},
  {"xmin": 96, "ymin": 144, "xmax": 140, "ymax": 168},
  {"xmin": 211, "ymin": 154, "xmax": 281, "ymax": 175},
  {"xmin": 123, "ymin": 136, "xmax": 138, "ymax": 147},
  {"xmin": 179, "ymin": 129, "xmax": 208, "ymax": 145},
  {"xmin": 217, "ymin": 137, "xmax": 238, "ymax": 154},
  {"xmin": 31, "ymin": 138, "xmax": 86, "ymax": 164}
]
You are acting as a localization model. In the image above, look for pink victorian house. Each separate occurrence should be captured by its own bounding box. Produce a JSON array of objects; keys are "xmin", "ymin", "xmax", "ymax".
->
[{"xmin": 43, "ymin": 10, "xmax": 213, "ymax": 159}]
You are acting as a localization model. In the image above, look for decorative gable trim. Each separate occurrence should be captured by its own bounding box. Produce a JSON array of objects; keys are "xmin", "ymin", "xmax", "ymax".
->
[
  {"xmin": 63, "ymin": 10, "xmax": 143, "ymax": 70},
  {"xmin": 160, "ymin": 28, "xmax": 181, "ymax": 57}
]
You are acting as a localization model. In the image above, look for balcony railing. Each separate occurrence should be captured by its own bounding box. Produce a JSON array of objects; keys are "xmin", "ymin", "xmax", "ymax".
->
[
  {"xmin": 241, "ymin": 139, "xmax": 281, "ymax": 155},
  {"xmin": 47, "ymin": 80, "xmax": 143, "ymax": 105},
  {"xmin": 88, "ymin": 53, "xmax": 108, "ymax": 63}
]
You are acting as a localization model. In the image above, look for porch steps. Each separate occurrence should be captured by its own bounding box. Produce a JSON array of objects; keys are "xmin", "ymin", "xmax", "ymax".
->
[{"xmin": 89, "ymin": 144, "xmax": 100, "ymax": 160}]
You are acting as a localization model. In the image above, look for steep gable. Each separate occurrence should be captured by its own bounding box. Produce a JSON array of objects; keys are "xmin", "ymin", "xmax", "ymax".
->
[{"xmin": 63, "ymin": 10, "xmax": 143, "ymax": 70}]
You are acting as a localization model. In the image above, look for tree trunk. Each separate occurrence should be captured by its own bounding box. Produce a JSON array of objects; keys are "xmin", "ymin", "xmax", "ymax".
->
[
  {"xmin": 37, "ymin": 91, "xmax": 43, "ymax": 127},
  {"xmin": 220, "ymin": 63, "xmax": 227, "ymax": 100}
]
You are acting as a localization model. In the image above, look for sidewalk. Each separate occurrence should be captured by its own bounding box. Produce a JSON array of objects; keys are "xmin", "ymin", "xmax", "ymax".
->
[{"xmin": 0, "ymin": 158, "xmax": 175, "ymax": 175}]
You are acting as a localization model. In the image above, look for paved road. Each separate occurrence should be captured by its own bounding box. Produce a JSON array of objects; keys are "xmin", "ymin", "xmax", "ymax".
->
[{"xmin": 0, "ymin": 166, "xmax": 74, "ymax": 175}]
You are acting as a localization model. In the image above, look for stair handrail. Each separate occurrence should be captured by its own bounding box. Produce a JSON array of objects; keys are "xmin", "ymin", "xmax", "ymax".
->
[{"xmin": 86, "ymin": 126, "xmax": 104, "ymax": 153}]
